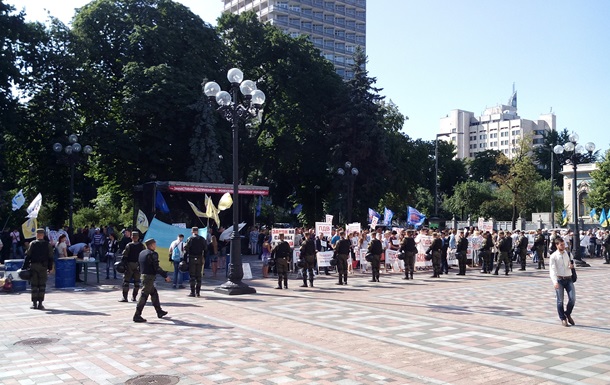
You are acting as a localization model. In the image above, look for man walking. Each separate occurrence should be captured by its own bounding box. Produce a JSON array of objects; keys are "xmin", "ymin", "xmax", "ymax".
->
[
  {"xmin": 534, "ymin": 229, "xmax": 546, "ymax": 269},
  {"xmin": 120, "ymin": 231, "xmax": 144, "ymax": 302},
  {"xmin": 494, "ymin": 231, "xmax": 511, "ymax": 276},
  {"xmin": 184, "ymin": 227, "xmax": 207, "ymax": 297},
  {"xmin": 133, "ymin": 239, "xmax": 171, "ymax": 323},
  {"xmin": 517, "ymin": 230, "xmax": 529, "ymax": 271},
  {"xmin": 23, "ymin": 229, "xmax": 54, "ymax": 310},
  {"xmin": 549, "ymin": 237, "xmax": 576, "ymax": 327},
  {"xmin": 455, "ymin": 230, "xmax": 469, "ymax": 275}
]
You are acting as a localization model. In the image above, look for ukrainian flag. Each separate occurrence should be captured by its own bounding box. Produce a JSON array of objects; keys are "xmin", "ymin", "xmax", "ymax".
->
[
  {"xmin": 601, "ymin": 209, "xmax": 609, "ymax": 228},
  {"xmin": 561, "ymin": 210, "xmax": 568, "ymax": 226}
]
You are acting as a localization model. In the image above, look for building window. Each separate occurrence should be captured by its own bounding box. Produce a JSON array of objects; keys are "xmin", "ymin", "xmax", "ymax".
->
[
  {"xmin": 451, "ymin": 128, "xmax": 456, "ymax": 133},
  {"xmin": 324, "ymin": 14, "xmax": 334, "ymax": 22},
  {"xmin": 533, "ymin": 138, "xmax": 544, "ymax": 144}
]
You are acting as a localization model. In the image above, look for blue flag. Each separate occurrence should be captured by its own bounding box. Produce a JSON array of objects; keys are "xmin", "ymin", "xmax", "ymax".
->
[
  {"xmin": 590, "ymin": 208, "xmax": 597, "ymax": 219},
  {"xmin": 368, "ymin": 208, "xmax": 381, "ymax": 223},
  {"xmin": 383, "ymin": 207, "xmax": 394, "ymax": 226},
  {"xmin": 155, "ymin": 191, "xmax": 170, "ymax": 214},
  {"xmin": 256, "ymin": 196, "xmax": 262, "ymax": 217},
  {"xmin": 600, "ymin": 209, "xmax": 608, "ymax": 227},
  {"xmin": 291, "ymin": 204, "xmax": 303, "ymax": 215},
  {"xmin": 12, "ymin": 189, "xmax": 25, "ymax": 211},
  {"xmin": 407, "ymin": 206, "xmax": 426, "ymax": 227}
]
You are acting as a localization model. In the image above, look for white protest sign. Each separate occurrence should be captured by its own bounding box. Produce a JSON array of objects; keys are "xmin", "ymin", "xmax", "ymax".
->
[
  {"xmin": 316, "ymin": 250, "xmax": 334, "ymax": 267},
  {"xmin": 271, "ymin": 228, "xmax": 295, "ymax": 247},
  {"xmin": 325, "ymin": 215, "xmax": 334, "ymax": 224},
  {"xmin": 242, "ymin": 263, "xmax": 253, "ymax": 280},
  {"xmin": 346, "ymin": 222, "xmax": 361, "ymax": 236},
  {"xmin": 371, "ymin": 216, "xmax": 378, "ymax": 228},
  {"xmin": 315, "ymin": 222, "xmax": 332, "ymax": 239},
  {"xmin": 293, "ymin": 248, "xmax": 301, "ymax": 265},
  {"xmin": 415, "ymin": 234, "xmax": 433, "ymax": 267}
]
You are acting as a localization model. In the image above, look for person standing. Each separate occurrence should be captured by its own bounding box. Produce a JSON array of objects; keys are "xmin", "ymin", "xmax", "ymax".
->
[
  {"xmin": 367, "ymin": 232, "xmax": 383, "ymax": 282},
  {"xmin": 549, "ymin": 237, "xmax": 576, "ymax": 327},
  {"xmin": 10, "ymin": 228, "xmax": 24, "ymax": 259},
  {"xmin": 261, "ymin": 235, "xmax": 272, "ymax": 278},
  {"xmin": 300, "ymin": 233, "xmax": 317, "ymax": 287},
  {"xmin": 169, "ymin": 234, "xmax": 185, "ymax": 288},
  {"xmin": 105, "ymin": 233, "xmax": 119, "ymax": 279},
  {"xmin": 534, "ymin": 229, "xmax": 546, "ymax": 269},
  {"xmin": 494, "ymin": 231, "xmax": 511, "ymax": 276},
  {"xmin": 207, "ymin": 233, "xmax": 219, "ymax": 278},
  {"xmin": 517, "ymin": 231, "xmax": 529, "ymax": 271},
  {"xmin": 273, "ymin": 233, "xmax": 291, "ymax": 289},
  {"xmin": 120, "ymin": 231, "xmax": 144, "ymax": 302},
  {"xmin": 133, "ymin": 238, "xmax": 171, "ymax": 323},
  {"xmin": 184, "ymin": 227, "xmax": 207, "ymax": 297},
  {"xmin": 429, "ymin": 232, "xmax": 443, "ymax": 278},
  {"xmin": 23, "ymin": 229, "xmax": 54, "ymax": 310},
  {"xmin": 91, "ymin": 228, "xmax": 105, "ymax": 261},
  {"xmin": 334, "ymin": 231, "xmax": 351, "ymax": 285},
  {"xmin": 399, "ymin": 230, "xmax": 417, "ymax": 280},
  {"xmin": 479, "ymin": 232, "xmax": 494, "ymax": 273},
  {"xmin": 455, "ymin": 230, "xmax": 469, "ymax": 275},
  {"xmin": 440, "ymin": 231, "xmax": 450, "ymax": 275}
]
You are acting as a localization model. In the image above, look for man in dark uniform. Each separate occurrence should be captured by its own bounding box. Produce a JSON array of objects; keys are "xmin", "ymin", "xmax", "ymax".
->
[
  {"xmin": 23, "ymin": 229, "xmax": 54, "ymax": 310},
  {"xmin": 334, "ymin": 231, "xmax": 351, "ymax": 285},
  {"xmin": 534, "ymin": 229, "xmax": 546, "ymax": 269},
  {"xmin": 494, "ymin": 231, "xmax": 511, "ymax": 275},
  {"xmin": 429, "ymin": 232, "xmax": 443, "ymax": 278},
  {"xmin": 184, "ymin": 227, "xmax": 207, "ymax": 297},
  {"xmin": 120, "ymin": 231, "xmax": 144, "ymax": 302},
  {"xmin": 517, "ymin": 231, "xmax": 529, "ymax": 271},
  {"xmin": 133, "ymin": 238, "xmax": 171, "ymax": 323},
  {"xmin": 399, "ymin": 230, "xmax": 417, "ymax": 280},
  {"xmin": 479, "ymin": 232, "xmax": 493, "ymax": 273},
  {"xmin": 455, "ymin": 230, "xmax": 469, "ymax": 275},
  {"xmin": 368, "ymin": 232, "xmax": 383, "ymax": 282},
  {"xmin": 273, "ymin": 233, "xmax": 291, "ymax": 289},
  {"xmin": 440, "ymin": 231, "xmax": 450, "ymax": 275},
  {"xmin": 603, "ymin": 232, "xmax": 610, "ymax": 264},
  {"xmin": 300, "ymin": 233, "xmax": 317, "ymax": 287}
]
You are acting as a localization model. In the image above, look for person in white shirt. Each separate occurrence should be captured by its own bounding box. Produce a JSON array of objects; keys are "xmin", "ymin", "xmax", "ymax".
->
[
  {"xmin": 549, "ymin": 237, "xmax": 576, "ymax": 327},
  {"xmin": 169, "ymin": 234, "xmax": 185, "ymax": 289}
]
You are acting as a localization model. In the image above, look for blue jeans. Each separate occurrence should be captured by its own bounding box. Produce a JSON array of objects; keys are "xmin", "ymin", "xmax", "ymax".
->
[
  {"xmin": 105, "ymin": 253, "xmax": 117, "ymax": 279},
  {"xmin": 12, "ymin": 243, "xmax": 24, "ymax": 259},
  {"xmin": 172, "ymin": 260, "xmax": 183, "ymax": 286},
  {"xmin": 555, "ymin": 278, "xmax": 576, "ymax": 320}
]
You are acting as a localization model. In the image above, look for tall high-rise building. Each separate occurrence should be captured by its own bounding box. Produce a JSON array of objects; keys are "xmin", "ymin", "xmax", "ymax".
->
[
  {"xmin": 222, "ymin": 0, "xmax": 366, "ymax": 79},
  {"xmin": 439, "ymin": 92, "xmax": 556, "ymax": 160}
]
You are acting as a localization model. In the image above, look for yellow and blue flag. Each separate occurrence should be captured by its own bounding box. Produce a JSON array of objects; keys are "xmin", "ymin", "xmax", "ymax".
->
[
  {"xmin": 601, "ymin": 209, "xmax": 608, "ymax": 228},
  {"xmin": 561, "ymin": 210, "xmax": 568, "ymax": 226}
]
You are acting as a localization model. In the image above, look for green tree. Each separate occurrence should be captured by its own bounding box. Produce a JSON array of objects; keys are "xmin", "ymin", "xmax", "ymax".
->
[
  {"xmin": 443, "ymin": 180, "xmax": 495, "ymax": 220},
  {"xmin": 588, "ymin": 149, "xmax": 610, "ymax": 210},
  {"xmin": 492, "ymin": 136, "xmax": 542, "ymax": 228},
  {"xmin": 467, "ymin": 150, "xmax": 504, "ymax": 182}
]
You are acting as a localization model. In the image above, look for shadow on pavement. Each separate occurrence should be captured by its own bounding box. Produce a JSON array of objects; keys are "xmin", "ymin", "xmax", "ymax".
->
[
  {"xmin": 201, "ymin": 296, "xmax": 263, "ymax": 302},
  {"xmin": 162, "ymin": 302, "xmax": 204, "ymax": 308},
  {"xmin": 41, "ymin": 309, "xmax": 110, "ymax": 316},
  {"xmin": 152, "ymin": 317, "xmax": 234, "ymax": 329}
]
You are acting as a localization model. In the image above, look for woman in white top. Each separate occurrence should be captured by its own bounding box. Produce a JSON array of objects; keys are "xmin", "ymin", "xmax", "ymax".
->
[{"xmin": 56, "ymin": 234, "xmax": 68, "ymax": 258}]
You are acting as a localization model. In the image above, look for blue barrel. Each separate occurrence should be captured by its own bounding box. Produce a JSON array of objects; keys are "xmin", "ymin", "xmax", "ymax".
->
[
  {"xmin": 55, "ymin": 258, "xmax": 76, "ymax": 288},
  {"xmin": 4, "ymin": 259, "xmax": 27, "ymax": 292}
]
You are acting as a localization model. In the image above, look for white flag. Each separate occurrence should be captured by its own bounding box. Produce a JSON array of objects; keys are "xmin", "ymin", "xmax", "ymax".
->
[
  {"xmin": 26, "ymin": 193, "xmax": 42, "ymax": 219},
  {"xmin": 136, "ymin": 210, "xmax": 149, "ymax": 233},
  {"xmin": 12, "ymin": 189, "xmax": 25, "ymax": 211}
]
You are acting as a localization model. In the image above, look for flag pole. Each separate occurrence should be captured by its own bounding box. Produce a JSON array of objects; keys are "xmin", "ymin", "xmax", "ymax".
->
[{"xmin": 2, "ymin": 213, "xmax": 13, "ymax": 232}]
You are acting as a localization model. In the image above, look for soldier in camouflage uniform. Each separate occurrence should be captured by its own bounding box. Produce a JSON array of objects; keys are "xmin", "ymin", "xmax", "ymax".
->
[{"xmin": 23, "ymin": 229, "xmax": 54, "ymax": 310}]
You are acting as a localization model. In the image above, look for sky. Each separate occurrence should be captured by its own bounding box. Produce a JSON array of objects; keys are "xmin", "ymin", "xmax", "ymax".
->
[{"xmin": 9, "ymin": 0, "xmax": 610, "ymax": 154}]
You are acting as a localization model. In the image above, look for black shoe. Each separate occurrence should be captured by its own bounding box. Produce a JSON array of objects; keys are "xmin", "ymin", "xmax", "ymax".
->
[
  {"xmin": 566, "ymin": 314, "xmax": 575, "ymax": 325},
  {"xmin": 284, "ymin": 286, "xmax": 288, "ymax": 289},
  {"xmin": 133, "ymin": 316, "xmax": 147, "ymax": 323},
  {"xmin": 196, "ymin": 293, "xmax": 201, "ymax": 297},
  {"xmin": 119, "ymin": 298, "xmax": 128, "ymax": 303},
  {"xmin": 30, "ymin": 304, "xmax": 38, "ymax": 309},
  {"xmin": 309, "ymin": 283, "xmax": 314, "ymax": 287},
  {"xmin": 76, "ymin": 278, "xmax": 84, "ymax": 282},
  {"xmin": 337, "ymin": 282, "xmax": 344, "ymax": 285},
  {"xmin": 505, "ymin": 272, "xmax": 509, "ymax": 276},
  {"xmin": 188, "ymin": 293, "xmax": 196, "ymax": 297},
  {"xmin": 275, "ymin": 286, "xmax": 283, "ymax": 289},
  {"xmin": 456, "ymin": 273, "xmax": 465, "ymax": 275},
  {"xmin": 369, "ymin": 279, "xmax": 376, "ymax": 282},
  {"xmin": 37, "ymin": 303, "xmax": 45, "ymax": 310},
  {"xmin": 493, "ymin": 272, "xmax": 498, "ymax": 275},
  {"xmin": 402, "ymin": 277, "xmax": 409, "ymax": 280},
  {"xmin": 518, "ymin": 268, "xmax": 525, "ymax": 271},
  {"xmin": 105, "ymin": 276, "xmax": 110, "ymax": 280},
  {"xmin": 157, "ymin": 310, "xmax": 168, "ymax": 319},
  {"xmin": 300, "ymin": 284, "xmax": 308, "ymax": 288},
  {"xmin": 131, "ymin": 297, "xmax": 137, "ymax": 302}
]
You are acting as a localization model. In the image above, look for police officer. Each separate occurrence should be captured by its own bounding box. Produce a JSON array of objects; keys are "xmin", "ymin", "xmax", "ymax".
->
[
  {"xmin": 494, "ymin": 231, "xmax": 511, "ymax": 275},
  {"xmin": 133, "ymin": 238, "xmax": 171, "ymax": 323},
  {"xmin": 479, "ymin": 232, "xmax": 494, "ymax": 273},
  {"xmin": 273, "ymin": 233, "xmax": 291, "ymax": 289},
  {"xmin": 367, "ymin": 232, "xmax": 383, "ymax": 282},
  {"xmin": 534, "ymin": 229, "xmax": 546, "ymax": 269},
  {"xmin": 23, "ymin": 229, "xmax": 53, "ymax": 310},
  {"xmin": 455, "ymin": 230, "xmax": 469, "ymax": 275},
  {"xmin": 517, "ymin": 231, "xmax": 529, "ymax": 271},
  {"xmin": 184, "ymin": 227, "xmax": 207, "ymax": 297},
  {"xmin": 299, "ymin": 233, "xmax": 316, "ymax": 288},
  {"xmin": 334, "ymin": 231, "xmax": 351, "ymax": 285},
  {"xmin": 429, "ymin": 232, "xmax": 443, "ymax": 278},
  {"xmin": 399, "ymin": 230, "xmax": 417, "ymax": 280},
  {"xmin": 120, "ymin": 231, "xmax": 144, "ymax": 302}
]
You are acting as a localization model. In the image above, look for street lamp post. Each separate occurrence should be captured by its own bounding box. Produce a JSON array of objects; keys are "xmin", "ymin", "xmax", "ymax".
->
[
  {"xmin": 337, "ymin": 161, "xmax": 358, "ymax": 223},
  {"xmin": 204, "ymin": 68, "xmax": 265, "ymax": 295},
  {"xmin": 434, "ymin": 133, "xmax": 451, "ymax": 217},
  {"xmin": 53, "ymin": 134, "xmax": 93, "ymax": 232},
  {"xmin": 553, "ymin": 132, "xmax": 595, "ymax": 265}
]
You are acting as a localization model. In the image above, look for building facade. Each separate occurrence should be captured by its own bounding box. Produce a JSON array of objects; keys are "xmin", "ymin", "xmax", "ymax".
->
[
  {"xmin": 560, "ymin": 162, "xmax": 598, "ymax": 225},
  {"xmin": 221, "ymin": 0, "xmax": 366, "ymax": 79},
  {"xmin": 439, "ymin": 99, "xmax": 556, "ymax": 160}
]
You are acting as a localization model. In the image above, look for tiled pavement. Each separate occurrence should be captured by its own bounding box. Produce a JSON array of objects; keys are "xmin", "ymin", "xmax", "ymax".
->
[{"xmin": 2, "ymin": 257, "xmax": 610, "ymax": 384}]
